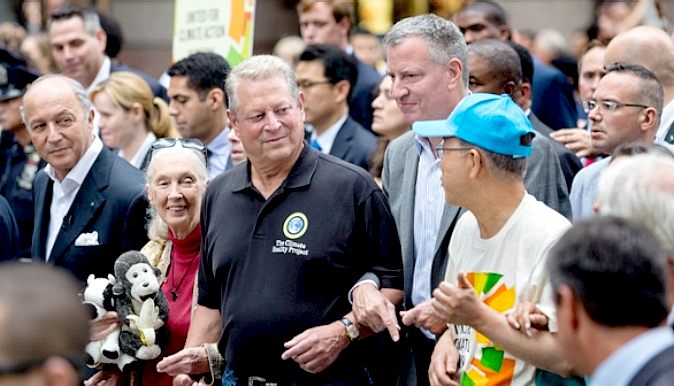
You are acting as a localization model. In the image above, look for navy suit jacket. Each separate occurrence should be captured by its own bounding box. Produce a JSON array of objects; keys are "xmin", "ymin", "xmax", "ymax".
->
[
  {"xmin": 349, "ymin": 57, "xmax": 381, "ymax": 131},
  {"xmin": 531, "ymin": 59, "xmax": 577, "ymax": 130},
  {"xmin": 32, "ymin": 147, "xmax": 148, "ymax": 283},
  {"xmin": 331, "ymin": 116, "xmax": 377, "ymax": 170},
  {"xmin": 110, "ymin": 62, "xmax": 168, "ymax": 102}
]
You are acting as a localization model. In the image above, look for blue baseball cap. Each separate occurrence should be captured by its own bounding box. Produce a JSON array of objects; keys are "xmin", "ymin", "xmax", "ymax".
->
[{"xmin": 412, "ymin": 93, "xmax": 536, "ymax": 158}]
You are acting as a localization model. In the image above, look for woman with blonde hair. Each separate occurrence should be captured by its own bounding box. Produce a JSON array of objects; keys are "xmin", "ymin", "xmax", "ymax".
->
[{"xmin": 91, "ymin": 71, "xmax": 178, "ymax": 169}]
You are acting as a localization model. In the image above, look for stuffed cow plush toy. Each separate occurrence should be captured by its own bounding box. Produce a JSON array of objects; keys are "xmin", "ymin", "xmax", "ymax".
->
[{"xmin": 82, "ymin": 274, "xmax": 135, "ymax": 370}]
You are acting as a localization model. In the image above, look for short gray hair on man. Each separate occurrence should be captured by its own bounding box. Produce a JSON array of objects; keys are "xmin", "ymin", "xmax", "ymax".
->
[
  {"xmin": 597, "ymin": 154, "xmax": 674, "ymax": 258},
  {"xmin": 21, "ymin": 74, "xmax": 93, "ymax": 126},
  {"xmin": 383, "ymin": 14, "xmax": 469, "ymax": 86},
  {"xmin": 225, "ymin": 55, "xmax": 299, "ymax": 117},
  {"xmin": 145, "ymin": 144, "xmax": 209, "ymax": 241},
  {"xmin": 468, "ymin": 39, "xmax": 523, "ymax": 85}
]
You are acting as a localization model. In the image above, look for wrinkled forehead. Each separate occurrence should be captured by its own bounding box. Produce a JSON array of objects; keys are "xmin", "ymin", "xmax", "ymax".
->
[{"xmin": 594, "ymin": 71, "xmax": 638, "ymax": 99}]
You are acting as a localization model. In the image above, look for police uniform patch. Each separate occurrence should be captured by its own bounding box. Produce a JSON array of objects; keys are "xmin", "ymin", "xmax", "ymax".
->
[{"xmin": 283, "ymin": 212, "xmax": 308, "ymax": 240}]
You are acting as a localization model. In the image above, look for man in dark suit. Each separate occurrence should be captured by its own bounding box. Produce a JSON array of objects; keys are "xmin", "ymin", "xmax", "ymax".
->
[
  {"xmin": 549, "ymin": 216, "xmax": 674, "ymax": 386},
  {"xmin": 455, "ymin": 0, "xmax": 577, "ymax": 130},
  {"xmin": 466, "ymin": 39, "xmax": 572, "ymax": 218},
  {"xmin": 48, "ymin": 6, "xmax": 167, "ymax": 101},
  {"xmin": 296, "ymin": 44, "xmax": 376, "ymax": 170},
  {"xmin": 23, "ymin": 74, "xmax": 148, "ymax": 283},
  {"xmin": 376, "ymin": 14, "xmax": 467, "ymax": 386},
  {"xmin": 297, "ymin": 0, "xmax": 380, "ymax": 131}
]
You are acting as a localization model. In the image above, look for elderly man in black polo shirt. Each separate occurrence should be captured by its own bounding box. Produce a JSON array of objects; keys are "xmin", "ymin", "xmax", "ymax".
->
[{"xmin": 163, "ymin": 55, "xmax": 403, "ymax": 386}]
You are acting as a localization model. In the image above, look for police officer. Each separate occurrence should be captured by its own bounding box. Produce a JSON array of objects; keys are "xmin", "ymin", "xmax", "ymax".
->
[{"xmin": 0, "ymin": 51, "xmax": 44, "ymax": 259}]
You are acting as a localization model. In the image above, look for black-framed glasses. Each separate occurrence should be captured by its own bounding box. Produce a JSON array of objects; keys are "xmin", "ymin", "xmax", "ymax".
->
[
  {"xmin": 583, "ymin": 99, "xmax": 649, "ymax": 114},
  {"xmin": 149, "ymin": 138, "xmax": 208, "ymax": 167},
  {"xmin": 434, "ymin": 146, "xmax": 473, "ymax": 159},
  {"xmin": 297, "ymin": 79, "xmax": 332, "ymax": 89}
]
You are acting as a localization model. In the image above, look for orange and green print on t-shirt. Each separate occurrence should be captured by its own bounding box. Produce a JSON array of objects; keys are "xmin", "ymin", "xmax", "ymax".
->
[{"xmin": 458, "ymin": 272, "xmax": 517, "ymax": 386}]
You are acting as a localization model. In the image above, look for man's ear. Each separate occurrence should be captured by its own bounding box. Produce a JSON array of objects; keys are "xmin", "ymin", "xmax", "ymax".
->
[
  {"xmin": 557, "ymin": 285, "xmax": 581, "ymax": 332},
  {"xmin": 518, "ymin": 82, "xmax": 532, "ymax": 108},
  {"xmin": 95, "ymin": 28, "xmax": 107, "ymax": 54},
  {"xmin": 446, "ymin": 58, "xmax": 464, "ymax": 91},
  {"xmin": 207, "ymin": 88, "xmax": 225, "ymax": 111},
  {"xmin": 640, "ymin": 107, "xmax": 658, "ymax": 132},
  {"xmin": 502, "ymin": 81, "xmax": 516, "ymax": 98},
  {"xmin": 333, "ymin": 80, "xmax": 350, "ymax": 104},
  {"xmin": 337, "ymin": 17, "xmax": 351, "ymax": 38},
  {"xmin": 468, "ymin": 148, "xmax": 483, "ymax": 179},
  {"xmin": 499, "ymin": 25, "xmax": 512, "ymax": 41}
]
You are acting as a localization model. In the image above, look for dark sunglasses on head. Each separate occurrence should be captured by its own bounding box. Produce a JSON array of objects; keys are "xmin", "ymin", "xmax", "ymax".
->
[{"xmin": 149, "ymin": 138, "xmax": 208, "ymax": 167}]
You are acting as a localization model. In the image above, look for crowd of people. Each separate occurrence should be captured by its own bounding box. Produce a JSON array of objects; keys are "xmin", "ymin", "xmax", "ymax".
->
[{"xmin": 1, "ymin": 1, "xmax": 674, "ymax": 386}]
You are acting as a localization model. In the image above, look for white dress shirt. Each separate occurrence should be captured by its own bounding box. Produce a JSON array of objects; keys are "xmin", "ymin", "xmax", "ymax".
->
[
  {"xmin": 412, "ymin": 136, "xmax": 444, "ymax": 339},
  {"xmin": 45, "ymin": 136, "xmax": 103, "ymax": 260}
]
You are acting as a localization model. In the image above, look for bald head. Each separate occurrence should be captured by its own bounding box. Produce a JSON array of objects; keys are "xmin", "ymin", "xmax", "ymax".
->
[{"xmin": 604, "ymin": 26, "xmax": 674, "ymax": 93}]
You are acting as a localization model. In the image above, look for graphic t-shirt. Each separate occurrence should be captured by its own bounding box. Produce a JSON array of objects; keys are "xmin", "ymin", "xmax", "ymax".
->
[{"xmin": 445, "ymin": 194, "xmax": 570, "ymax": 386}]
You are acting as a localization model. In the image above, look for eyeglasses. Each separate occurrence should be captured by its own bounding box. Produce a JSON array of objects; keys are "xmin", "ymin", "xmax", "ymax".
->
[
  {"xmin": 149, "ymin": 138, "xmax": 208, "ymax": 167},
  {"xmin": 583, "ymin": 99, "xmax": 649, "ymax": 114},
  {"xmin": 434, "ymin": 146, "xmax": 473, "ymax": 159},
  {"xmin": 297, "ymin": 79, "xmax": 332, "ymax": 89}
]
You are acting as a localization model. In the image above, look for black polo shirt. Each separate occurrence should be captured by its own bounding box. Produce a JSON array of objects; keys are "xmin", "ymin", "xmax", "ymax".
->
[{"xmin": 198, "ymin": 145, "xmax": 403, "ymax": 383}]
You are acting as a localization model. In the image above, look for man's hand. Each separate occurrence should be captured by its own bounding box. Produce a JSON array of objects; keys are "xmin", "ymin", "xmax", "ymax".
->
[
  {"xmin": 431, "ymin": 274, "xmax": 486, "ymax": 326},
  {"xmin": 505, "ymin": 301, "xmax": 549, "ymax": 337},
  {"xmin": 172, "ymin": 374, "xmax": 198, "ymax": 386},
  {"xmin": 84, "ymin": 370, "xmax": 122, "ymax": 386},
  {"xmin": 400, "ymin": 299, "xmax": 448, "ymax": 334},
  {"xmin": 550, "ymin": 128, "xmax": 594, "ymax": 158},
  {"xmin": 281, "ymin": 321, "xmax": 350, "ymax": 373},
  {"xmin": 428, "ymin": 330, "xmax": 460, "ymax": 386},
  {"xmin": 90, "ymin": 311, "xmax": 121, "ymax": 341},
  {"xmin": 156, "ymin": 346, "xmax": 210, "ymax": 376},
  {"xmin": 352, "ymin": 283, "xmax": 400, "ymax": 341}
]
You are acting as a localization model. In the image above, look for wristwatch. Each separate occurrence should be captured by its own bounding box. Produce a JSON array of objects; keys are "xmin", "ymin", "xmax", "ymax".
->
[{"xmin": 340, "ymin": 317, "xmax": 359, "ymax": 342}]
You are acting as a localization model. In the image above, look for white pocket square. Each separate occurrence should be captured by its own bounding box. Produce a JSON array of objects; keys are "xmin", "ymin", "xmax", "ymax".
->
[{"xmin": 74, "ymin": 231, "xmax": 99, "ymax": 246}]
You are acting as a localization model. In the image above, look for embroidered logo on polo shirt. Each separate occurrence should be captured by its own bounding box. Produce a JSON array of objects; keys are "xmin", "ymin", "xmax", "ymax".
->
[{"xmin": 283, "ymin": 212, "xmax": 308, "ymax": 240}]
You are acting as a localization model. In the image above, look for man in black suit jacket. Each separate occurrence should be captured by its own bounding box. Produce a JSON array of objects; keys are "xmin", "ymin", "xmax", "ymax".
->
[
  {"xmin": 297, "ymin": 0, "xmax": 380, "ymax": 131},
  {"xmin": 296, "ymin": 44, "xmax": 376, "ymax": 170},
  {"xmin": 48, "ymin": 6, "xmax": 167, "ymax": 101},
  {"xmin": 455, "ymin": 1, "xmax": 577, "ymax": 129},
  {"xmin": 23, "ymin": 74, "xmax": 148, "ymax": 283},
  {"xmin": 549, "ymin": 216, "xmax": 674, "ymax": 385}
]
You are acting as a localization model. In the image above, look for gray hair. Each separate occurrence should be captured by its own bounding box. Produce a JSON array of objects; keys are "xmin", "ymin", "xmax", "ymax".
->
[
  {"xmin": 21, "ymin": 74, "xmax": 93, "ymax": 126},
  {"xmin": 145, "ymin": 145, "xmax": 208, "ymax": 241},
  {"xmin": 457, "ymin": 138, "xmax": 528, "ymax": 179},
  {"xmin": 468, "ymin": 39, "xmax": 522, "ymax": 85},
  {"xmin": 225, "ymin": 55, "xmax": 299, "ymax": 117},
  {"xmin": 597, "ymin": 154, "xmax": 674, "ymax": 258},
  {"xmin": 383, "ymin": 14, "xmax": 469, "ymax": 86}
]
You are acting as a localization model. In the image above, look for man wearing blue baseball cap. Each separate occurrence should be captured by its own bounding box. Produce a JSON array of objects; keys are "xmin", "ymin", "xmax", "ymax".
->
[{"xmin": 409, "ymin": 93, "xmax": 575, "ymax": 385}]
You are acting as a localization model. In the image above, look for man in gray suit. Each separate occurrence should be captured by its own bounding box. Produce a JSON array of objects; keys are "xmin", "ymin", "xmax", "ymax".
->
[{"xmin": 379, "ymin": 14, "xmax": 468, "ymax": 386}]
